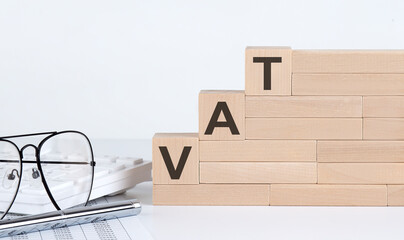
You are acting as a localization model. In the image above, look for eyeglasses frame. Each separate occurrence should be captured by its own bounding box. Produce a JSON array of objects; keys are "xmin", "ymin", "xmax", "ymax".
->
[{"xmin": 0, "ymin": 130, "xmax": 96, "ymax": 219}]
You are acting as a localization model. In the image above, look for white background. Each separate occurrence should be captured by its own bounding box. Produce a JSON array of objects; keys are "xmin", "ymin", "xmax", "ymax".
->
[
  {"xmin": 0, "ymin": 0, "xmax": 403, "ymax": 139},
  {"xmin": 1, "ymin": 3, "xmax": 404, "ymax": 238}
]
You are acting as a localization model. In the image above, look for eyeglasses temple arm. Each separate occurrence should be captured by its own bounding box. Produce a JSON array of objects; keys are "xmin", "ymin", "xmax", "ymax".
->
[{"xmin": 0, "ymin": 132, "xmax": 57, "ymax": 139}]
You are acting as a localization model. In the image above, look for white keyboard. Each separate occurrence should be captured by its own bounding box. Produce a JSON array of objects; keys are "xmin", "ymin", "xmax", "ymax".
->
[{"xmin": 2, "ymin": 155, "xmax": 152, "ymax": 215}]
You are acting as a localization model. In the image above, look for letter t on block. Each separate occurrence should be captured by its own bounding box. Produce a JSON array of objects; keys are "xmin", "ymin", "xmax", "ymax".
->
[
  {"xmin": 153, "ymin": 133, "xmax": 199, "ymax": 184},
  {"xmin": 199, "ymin": 90, "xmax": 245, "ymax": 140},
  {"xmin": 245, "ymin": 47, "xmax": 292, "ymax": 95}
]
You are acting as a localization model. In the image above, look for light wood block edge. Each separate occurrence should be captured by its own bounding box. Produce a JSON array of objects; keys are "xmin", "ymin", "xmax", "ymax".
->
[
  {"xmin": 270, "ymin": 184, "xmax": 387, "ymax": 206},
  {"xmin": 153, "ymin": 184, "xmax": 270, "ymax": 205},
  {"xmin": 200, "ymin": 140, "xmax": 316, "ymax": 162},
  {"xmin": 200, "ymin": 162, "xmax": 317, "ymax": 184}
]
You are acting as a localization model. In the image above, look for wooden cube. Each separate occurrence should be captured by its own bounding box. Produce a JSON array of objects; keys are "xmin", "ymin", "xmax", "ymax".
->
[
  {"xmin": 152, "ymin": 133, "xmax": 199, "ymax": 184},
  {"xmin": 199, "ymin": 90, "xmax": 245, "ymax": 141},
  {"xmin": 245, "ymin": 47, "xmax": 292, "ymax": 95}
]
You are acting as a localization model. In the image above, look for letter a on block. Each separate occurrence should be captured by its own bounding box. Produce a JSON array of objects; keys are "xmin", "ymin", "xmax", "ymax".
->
[
  {"xmin": 245, "ymin": 47, "xmax": 292, "ymax": 95},
  {"xmin": 153, "ymin": 133, "xmax": 199, "ymax": 184},
  {"xmin": 204, "ymin": 102, "xmax": 240, "ymax": 135},
  {"xmin": 199, "ymin": 90, "xmax": 245, "ymax": 140}
]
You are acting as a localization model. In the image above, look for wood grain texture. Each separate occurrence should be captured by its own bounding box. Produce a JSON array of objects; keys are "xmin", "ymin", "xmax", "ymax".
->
[
  {"xmin": 152, "ymin": 133, "xmax": 199, "ymax": 184},
  {"xmin": 200, "ymin": 162, "xmax": 317, "ymax": 184},
  {"xmin": 292, "ymin": 74, "xmax": 404, "ymax": 95},
  {"xmin": 200, "ymin": 140, "xmax": 316, "ymax": 162},
  {"xmin": 364, "ymin": 97, "xmax": 404, "ymax": 117},
  {"xmin": 199, "ymin": 90, "xmax": 245, "ymax": 141},
  {"xmin": 245, "ymin": 47, "xmax": 291, "ymax": 95},
  {"xmin": 153, "ymin": 184, "xmax": 270, "ymax": 205},
  {"xmin": 387, "ymin": 185, "xmax": 404, "ymax": 206},
  {"xmin": 270, "ymin": 184, "xmax": 387, "ymax": 206},
  {"xmin": 246, "ymin": 96, "xmax": 362, "ymax": 117},
  {"xmin": 318, "ymin": 163, "xmax": 404, "ymax": 184},
  {"xmin": 246, "ymin": 118, "xmax": 362, "ymax": 140},
  {"xmin": 293, "ymin": 50, "xmax": 404, "ymax": 73},
  {"xmin": 317, "ymin": 141, "xmax": 404, "ymax": 163},
  {"xmin": 364, "ymin": 118, "xmax": 404, "ymax": 140}
]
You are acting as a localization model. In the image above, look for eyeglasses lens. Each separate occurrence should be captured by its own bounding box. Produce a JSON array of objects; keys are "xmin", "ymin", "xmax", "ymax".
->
[
  {"xmin": 39, "ymin": 132, "xmax": 94, "ymax": 209},
  {"xmin": 0, "ymin": 141, "xmax": 21, "ymax": 219}
]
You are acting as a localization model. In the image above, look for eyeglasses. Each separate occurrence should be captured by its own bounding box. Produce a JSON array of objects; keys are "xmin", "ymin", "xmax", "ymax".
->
[{"xmin": 0, "ymin": 131, "xmax": 95, "ymax": 219}]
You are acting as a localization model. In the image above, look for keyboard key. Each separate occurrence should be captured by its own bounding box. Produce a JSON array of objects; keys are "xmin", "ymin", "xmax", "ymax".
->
[
  {"xmin": 116, "ymin": 157, "xmax": 143, "ymax": 166},
  {"xmin": 95, "ymin": 155, "xmax": 118, "ymax": 163},
  {"xmin": 94, "ymin": 167, "xmax": 109, "ymax": 178},
  {"xmin": 108, "ymin": 164, "xmax": 125, "ymax": 173}
]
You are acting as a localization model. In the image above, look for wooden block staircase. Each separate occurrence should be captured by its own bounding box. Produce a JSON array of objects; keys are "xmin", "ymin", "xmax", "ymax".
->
[{"xmin": 152, "ymin": 47, "xmax": 404, "ymax": 206}]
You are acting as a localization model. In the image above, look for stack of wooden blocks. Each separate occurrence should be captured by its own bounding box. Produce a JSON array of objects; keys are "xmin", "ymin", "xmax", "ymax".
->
[{"xmin": 153, "ymin": 47, "xmax": 404, "ymax": 206}]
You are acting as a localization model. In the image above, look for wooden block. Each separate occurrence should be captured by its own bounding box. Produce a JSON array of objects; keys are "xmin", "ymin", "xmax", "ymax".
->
[
  {"xmin": 245, "ymin": 47, "xmax": 291, "ymax": 95},
  {"xmin": 364, "ymin": 97, "xmax": 404, "ymax": 117},
  {"xmin": 246, "ymin": 96, "xmax": 362, "ymax": 117},
  {"xmin": 293, "ymin": 50, "xmax": 404, "ymax": 73},
  {"xmin": 200, "ymin": 162, "xmax": 317, "ymax": 183},
  {"xmin": 246, "ymin": 118, "xmax": 362, "ymax": 140},
  {"xmin": 364, "ymin": 118, "xmax": 404, "ymax": 140},
  {"xmin": 153, "ymin": 184, "xmax": 270, "ymax": 205},
  {"xmin": 199, "ymin": 90, "xmax": 245, "ymax": 141},
  {"xmin": 200, "ymin": 140, "xmax": 316, "ymax": 162},
  {"xmin": 292, "ymin": 74, "xmax": 404, "ymax": 96},
  {"xmin": 318, "ymin": 163, "xmax": 404, "ymax": 184},
  {"xmin": 152, "ymin": 133, "xmax": 199, "ymax": 184},
  {"xmin": 270, "ymin": 184, "xmax": 387, "ymax": 206},
  {"xmin": 387, "ymin": 185, "xmax": 404, "ymax": 206},
  {"xmin": 318, "ymin": 141, "xmax": 404, "ymax": 163}
]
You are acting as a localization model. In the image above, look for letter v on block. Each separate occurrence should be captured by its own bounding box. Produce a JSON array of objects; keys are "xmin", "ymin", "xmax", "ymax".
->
[
  {"xmin": 159, "ymin": 146, "xmax": 191, "ymax": 179},
  {"xmin": 152, "ymin": 133, "xmax": 199, "ymax": 184}
]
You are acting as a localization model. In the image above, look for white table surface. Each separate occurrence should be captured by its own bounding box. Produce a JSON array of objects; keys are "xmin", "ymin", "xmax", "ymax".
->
[{"xmin": 91, "ymin": 139, "xmax": 404, "ymax": 240}]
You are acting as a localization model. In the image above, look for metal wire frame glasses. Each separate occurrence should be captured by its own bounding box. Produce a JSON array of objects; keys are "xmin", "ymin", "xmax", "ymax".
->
[{"xmin": 0, "ymin": 130, "xmax": 96, "ymax": 219}]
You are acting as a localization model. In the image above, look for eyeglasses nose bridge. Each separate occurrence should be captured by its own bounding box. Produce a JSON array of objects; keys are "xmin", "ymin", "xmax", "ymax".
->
[{"xmin": 20, "ymin": 144, "xmax": 39, "ymax": 159}]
